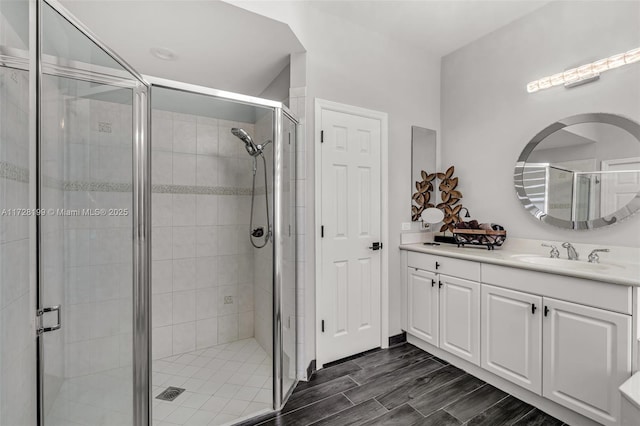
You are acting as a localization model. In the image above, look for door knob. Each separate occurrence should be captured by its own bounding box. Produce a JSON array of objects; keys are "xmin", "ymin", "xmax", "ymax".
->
[{"xmin": 368, "ymin": 242, "xmax": 383, "ymax": 250}]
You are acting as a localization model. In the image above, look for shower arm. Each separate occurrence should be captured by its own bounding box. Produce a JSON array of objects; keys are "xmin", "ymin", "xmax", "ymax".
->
[{"xmin": 257, "ymin": 139, "xmax": 272, "ymax": 151}]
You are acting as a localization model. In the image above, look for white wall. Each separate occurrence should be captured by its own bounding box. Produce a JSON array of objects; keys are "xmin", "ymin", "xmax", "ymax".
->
[
  {"xmin": 229, "ymin": 1, "xmax": 441, "ymax": 370},
  {"xmin": 259, "ymin": 63, "xmax": 291, "ymax": 104},
  {"xmin": 441, "ymin": 1, "xmax": 640, "ymax": 247}
]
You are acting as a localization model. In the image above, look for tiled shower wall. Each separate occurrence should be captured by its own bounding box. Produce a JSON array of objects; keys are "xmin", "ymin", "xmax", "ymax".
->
[
  {"xmin": 288, "ymin": 87, "xmax": 307, "ymax": 379},
  {"xmin": 0, "ymin": 65, "xmax": 36, "ymax": 426},
  {"xmin": 151, "ymin": 110, "xmax": 258, "ymax": 360},
  {"xmin": 60, "ymin": 91, "xmax": 134, "ymax": 379}
]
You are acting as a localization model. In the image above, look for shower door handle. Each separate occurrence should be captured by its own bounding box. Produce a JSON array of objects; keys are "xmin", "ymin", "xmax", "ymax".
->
[{"xmin": 37, "ymin": 305, "xmax": 61, "ymax": 334}]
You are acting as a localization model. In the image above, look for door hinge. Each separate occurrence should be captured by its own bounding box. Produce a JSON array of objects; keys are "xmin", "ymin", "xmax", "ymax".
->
[
  {"xmin": 320, "ymin": 130, "xmax": 324, "ymax": 143},
  {"xmin": 321, "ymin": 320, "xmax": 325, "ymax": 332},
  {"xmin": 321, "ymin": 225, "xmax": 324, "ymax": 238}
]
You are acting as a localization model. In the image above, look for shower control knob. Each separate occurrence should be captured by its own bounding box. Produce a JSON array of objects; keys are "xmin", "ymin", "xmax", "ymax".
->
[{"xmin": 251, "ymin": 227, "xmax": 265, "ymax": 238}]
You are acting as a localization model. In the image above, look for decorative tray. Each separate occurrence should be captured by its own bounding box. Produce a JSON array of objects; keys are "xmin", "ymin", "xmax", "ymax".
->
[{"xmin": 452, "ymin": 228, "xmax": 507, "ymax": 250}]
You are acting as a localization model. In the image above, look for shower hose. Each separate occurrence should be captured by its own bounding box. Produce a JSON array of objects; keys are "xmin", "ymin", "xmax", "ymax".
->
[{"xmin": 250, "ymin": 154, "xmax": 271, "ymax": 249}]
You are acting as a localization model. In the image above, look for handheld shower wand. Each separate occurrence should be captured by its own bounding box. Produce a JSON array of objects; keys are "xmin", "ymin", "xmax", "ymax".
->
[{"xmin": 230, "ymin": 128, "xmax": 272, "ymax": 248}]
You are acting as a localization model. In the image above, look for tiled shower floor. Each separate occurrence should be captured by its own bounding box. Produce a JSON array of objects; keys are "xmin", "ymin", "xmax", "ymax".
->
[
  {"xmin": 47, "ymin": 338, "xmax": 273, "ymax": 426},
  {"xmin": 152, "ymin": 338, "xmax": 273, "ymax": 426}
]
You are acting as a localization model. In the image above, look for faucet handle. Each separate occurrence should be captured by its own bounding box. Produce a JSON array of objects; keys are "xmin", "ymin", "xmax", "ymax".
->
[
  {"xmin": 542, "ymin": 243, "xmax": 560, "ymax": 258},
  {"xmin": 588, "ymin": 249, "xmax": 610, "ymax": 264}
]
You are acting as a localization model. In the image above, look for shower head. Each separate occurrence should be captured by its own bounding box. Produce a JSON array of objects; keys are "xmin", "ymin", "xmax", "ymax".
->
[{"xmin": 231, "ymin": 128, "xmax": 258, "ymax": 156}]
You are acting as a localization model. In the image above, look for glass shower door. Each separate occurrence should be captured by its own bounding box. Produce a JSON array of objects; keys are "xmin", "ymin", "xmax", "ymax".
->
[{"xmin": 37, "ymin": 2, "xmax": 149, "ymax": 425}]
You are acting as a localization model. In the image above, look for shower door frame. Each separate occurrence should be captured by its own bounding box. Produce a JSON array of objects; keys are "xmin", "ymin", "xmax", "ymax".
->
[
  {"xmin": 31, "ymin": 1, "xmax": 152, "ymax": 425},
  {"xmin": 145, "ymin": 75, "xmax": 299, "ymax": 412}
]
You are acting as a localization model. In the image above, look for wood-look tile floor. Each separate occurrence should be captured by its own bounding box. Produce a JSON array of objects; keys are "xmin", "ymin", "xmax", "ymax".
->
[{"xmin": 245, "ymin": 343, "xmax": 567, "ymax": 426}]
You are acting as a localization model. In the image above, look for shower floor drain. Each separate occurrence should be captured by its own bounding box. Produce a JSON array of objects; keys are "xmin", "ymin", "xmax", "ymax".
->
[{"xmin": 156, "ymin": 386, "xmax": 185, "ymax": 402}]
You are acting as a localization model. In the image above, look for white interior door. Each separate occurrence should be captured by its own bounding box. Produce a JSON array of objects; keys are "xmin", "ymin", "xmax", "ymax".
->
[
  {"xmin": 601, "ymin": 157, "xmax": 640, "ymax": 216},
  {"xmin": 318, "ymin": 106, "xmax": 382, "ymax": 366}
]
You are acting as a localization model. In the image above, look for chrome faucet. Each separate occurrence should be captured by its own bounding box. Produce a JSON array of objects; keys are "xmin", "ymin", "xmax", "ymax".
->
[
  {"xmin": 561, "ymin": 242, "xmax": 579, "ymax": 260},
  {"xmin": 588, "ymin": 249, "xmax": 610, "ymax": 264},
  {"xmin": 541, "ymin": 243, "xmax": 560, "ymax": 258}
]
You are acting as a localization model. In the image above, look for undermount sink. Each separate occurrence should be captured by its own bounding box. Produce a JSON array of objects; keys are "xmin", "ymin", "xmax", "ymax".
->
[{"xmin": 510, "ymin": 255, "xmax": 622, "ymax": 271}]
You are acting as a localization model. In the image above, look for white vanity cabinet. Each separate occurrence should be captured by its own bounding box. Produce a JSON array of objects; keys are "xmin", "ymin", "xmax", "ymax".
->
[
  {"xmin": 439, "ymin": 275, "xmax": 480, "ymax": 365},
  {"xmin": 481, "ymin": 284, "xmax": 543, "ymax": 394},
  {"xmin": 407, "ymin": 268, "xmax": 438, "ymax": 345},
  {"xmin": 543, "ymin": 298, "xmax": 631, "ymax": 426},
  {"xmin": 402, "ymin": 248, "xmax": 635, "ymax": 426},
  {"xmin": 406, "ymin": 252, "xmax": 481, "ymax": 366}
]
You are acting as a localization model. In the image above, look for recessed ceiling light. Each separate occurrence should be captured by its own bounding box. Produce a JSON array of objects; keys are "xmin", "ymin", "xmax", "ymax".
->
[{"xmin": 150, "ymin": 47, "xmax": 177, "ymax": 61}]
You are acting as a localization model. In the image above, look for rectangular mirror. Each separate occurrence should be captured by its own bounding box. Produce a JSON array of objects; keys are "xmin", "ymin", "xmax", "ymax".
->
[{"xmin": 411, "ymin": 126, "xmax": 437, "ymax": 221}]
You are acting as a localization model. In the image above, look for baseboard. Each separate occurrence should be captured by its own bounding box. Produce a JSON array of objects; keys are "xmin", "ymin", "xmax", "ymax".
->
[
  {"xmin": 306, "ymin": 359, "xmax": 316, "ymax": 381},
  {"xmin": 322, "ymin": 347, "xmax": 381, "ymax": 369},
  {"xmin": 389, "ymin": 332, "xmax": 407, "ymax": 346}
]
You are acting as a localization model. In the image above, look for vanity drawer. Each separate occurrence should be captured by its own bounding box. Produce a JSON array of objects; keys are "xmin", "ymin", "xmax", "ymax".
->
[
  {"xmin": 482, "ymin": 264, "xmax": 632, "ymax": 315},
  {"xmin": 407, "ymin": 251, "xmax": 480, "ymax": 281}
]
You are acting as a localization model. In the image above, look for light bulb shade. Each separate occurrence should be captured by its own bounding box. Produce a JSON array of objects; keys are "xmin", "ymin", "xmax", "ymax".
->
[
  {"xmin": 563, "ymin": 68, "xmax": 579, "ymax": 83},
  {"xmin": 592, "ymin": 58, "xmax": 609, "ymax": 73},
  {"xmin": 577, "ymin": 64, "xmax": 595, "ymax": 78},
  {"xmin": 538, "ymin": 77, "xmax": 552, "ymax": 89},
  {"xmin": 550, "ymin": 72, "xmax": 565, "ymax": 86},
  {"xmin": 607, "ymin": 53, "xmax": 626, "ymax": 69},
  {"xmin": 625, "ymin": 47, "xmax": 640, "ymax": 64},
  {"xmin": 527, "ymin": 81, "xmax": 540, "ymax": 93}
]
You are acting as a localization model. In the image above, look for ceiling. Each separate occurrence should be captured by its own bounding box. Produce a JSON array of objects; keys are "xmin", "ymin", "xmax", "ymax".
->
[
  {"xmin": 60, "ymin": 0, "xmax": 305, "ymax": 96},
  {"xmin": 305, "ymin": 0, "xmax": 552, "ymax": 56},
  {"xmin": 58, "ymin": 0, "xmax": 552, "ymax": 95}
]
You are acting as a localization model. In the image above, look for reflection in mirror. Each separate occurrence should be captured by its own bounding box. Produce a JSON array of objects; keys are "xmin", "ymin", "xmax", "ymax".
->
[
  {"xmin": 411, "ymin": 126, "xmax": 437, "ymax": 221},
  {"xmin": 515, "ymin": 113, "xmax": 640, "ymax": 229}
]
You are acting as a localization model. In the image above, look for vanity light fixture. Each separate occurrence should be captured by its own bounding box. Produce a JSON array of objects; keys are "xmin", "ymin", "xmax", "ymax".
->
[{"xmin": 527, "ymin": 46, "xmax": 640, "ymax": 93}]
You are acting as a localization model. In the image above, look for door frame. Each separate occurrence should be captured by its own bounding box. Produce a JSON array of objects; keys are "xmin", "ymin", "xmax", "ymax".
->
[
  {"xmin": 314, "ymin": 98, "xmax": 389, "ymax": 367},
  {"xmin": 31, "ymin": 1, "xmax": 151, "ymax": 425}
]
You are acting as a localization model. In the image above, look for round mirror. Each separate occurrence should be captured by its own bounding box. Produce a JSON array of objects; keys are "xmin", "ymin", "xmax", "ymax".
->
[{"xmin": 514, "ymin": 113, "xmax": 640, "ymax": 229}]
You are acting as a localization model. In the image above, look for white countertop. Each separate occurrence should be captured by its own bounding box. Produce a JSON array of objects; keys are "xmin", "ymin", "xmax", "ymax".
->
[
  {"xmin": 399, "ymin": 241, "xmax": 640, "ymax": 286},
  {"xmin": 620, "ymin": 371, "xmax": 640, "ymax": 410}
]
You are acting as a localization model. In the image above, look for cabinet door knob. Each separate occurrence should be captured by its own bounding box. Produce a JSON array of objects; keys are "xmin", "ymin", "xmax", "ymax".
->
[
  {"xmin": 431, "ymin": 279, "xmax": 435, "ymax": 287},
  {"xmin": 544, "ymin": 306, "xmax": 550, "ymax": 317},
  {"xmin": 531, "ymin": 303, "xmax": 537, "ymax": 314},
  {"xmin": 435, "ymin": 261, "xmax": 441, "ymax": 270},
  {"xmin": 438, "ymin": 281, "xmax": 443, "ymax": 289}
]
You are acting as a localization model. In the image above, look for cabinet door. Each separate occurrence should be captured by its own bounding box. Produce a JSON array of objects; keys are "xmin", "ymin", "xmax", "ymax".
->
[
  {"xmin": 481, "ymin": 285, "xmax": 542, "ymax": 394},
  {"xmin": 407, "ymin": 268, "xmax": 438, "ymax": 345},
  {"xmin": 439, "ymin": 275, "xmax": 480, "ymax": 365},
  {"xmin": 543, "ymin": 298, "xmax": 631, "ymax": 426}
]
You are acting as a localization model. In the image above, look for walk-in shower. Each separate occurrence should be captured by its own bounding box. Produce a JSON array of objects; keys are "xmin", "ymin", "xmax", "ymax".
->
[
  {"xmin": 148, "ymin": 79, "xmax": 298, "ymax": 426},
  {"xmin": 0, "ymin": 1, "xmax": 299, "ymax": 425}
]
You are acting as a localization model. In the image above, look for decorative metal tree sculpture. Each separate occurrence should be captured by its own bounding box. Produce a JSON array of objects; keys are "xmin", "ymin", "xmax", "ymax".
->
[{"xmin": 412, "ymin": 165, "xmax": 463, "ymax": 232}]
